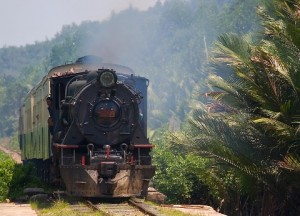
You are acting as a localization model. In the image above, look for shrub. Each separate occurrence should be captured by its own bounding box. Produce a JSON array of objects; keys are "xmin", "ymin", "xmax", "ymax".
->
[
  {"xmin": 0, "ymin": 152, "xmax": 15, "ymax": 201},
  {"xmin": 0, "ymin": 151, "xmax": 45, "ymax": 201},
  {"xmin": 8, "ymin": 162, "xmax": 44, "ymax": 200}
]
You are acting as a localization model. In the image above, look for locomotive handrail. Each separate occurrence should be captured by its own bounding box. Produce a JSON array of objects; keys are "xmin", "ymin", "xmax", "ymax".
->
[{"xmin": 53, "ymin": 143, "xmax": 80, "ymax": 149}]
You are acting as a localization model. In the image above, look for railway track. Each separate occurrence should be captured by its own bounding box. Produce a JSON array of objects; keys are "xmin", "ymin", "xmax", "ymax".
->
[{"xmin": 71, "ymin": 198, "xmax": 165, "ymax": 216}]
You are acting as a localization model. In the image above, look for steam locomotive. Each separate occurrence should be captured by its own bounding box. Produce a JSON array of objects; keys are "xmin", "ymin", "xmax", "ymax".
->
[{"xmin": 19, "ymin": 56, "xmax": 155, "ymax": 197}]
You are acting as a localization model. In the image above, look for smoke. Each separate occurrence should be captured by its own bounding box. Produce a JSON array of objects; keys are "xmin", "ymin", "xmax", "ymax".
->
[{"xmin": 80, "ymin": 8, "xmax": 154, "ymax": 68}]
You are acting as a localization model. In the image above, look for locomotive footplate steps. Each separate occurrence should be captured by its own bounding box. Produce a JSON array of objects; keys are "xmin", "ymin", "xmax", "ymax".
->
[
  {"xmin": 54, "ymin": 142, "xmax": 155, "ymax": 197},
  {"xmin": 60, "ymin": 164, "xmax": 155, "ymax": 197}
]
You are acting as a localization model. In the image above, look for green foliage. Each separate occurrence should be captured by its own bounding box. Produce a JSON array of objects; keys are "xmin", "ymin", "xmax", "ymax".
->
[
  {"xmin": 218, "ymin": 0, "xmax": 266, "ymax": 34},
  {"xmin": 8, "ymin": 132, "xmax": 20, "ymax": 152},
  {"xmin": 0, "ymin": 75, "xmax": 28, "ymax": 137},
  {"xmin": 178, "ymin": 0, "xmax": 300, "ymax": 214},
  {"xmin": 152, "ymin": 128, "xmax": 217, "ymax": 204},
  {"xmin": 0, "ymin": 151, "xmax": 44, "ymax": 201},
  {"xmin": 49, "ymin": 25, "xmax": 85, "ymax": 67},
  {"xmin": 0, "ymin": 152, "xmax": 15, "ymax": 201},
  {"xmin": 8, "ymin": 162, "xmax": 44, "ymax": 200},
  {"xmin": 0, "ymin": 0, "xmax": 264, "ymax": 138},
  {"xmin": 0, "ymin": 42, "xmax": 53, "ymax": 76},
  {"xmin": 154, "ymin": 150, "xmax": 201, "ymax": 203},
  {"xmin": 0, "ymin": 1, "xmax": 275, "ymax": 212}
]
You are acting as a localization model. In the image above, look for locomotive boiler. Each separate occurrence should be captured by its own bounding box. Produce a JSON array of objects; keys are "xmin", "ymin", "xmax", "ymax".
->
[{"xmin": 19, "ymin": 56, "xmax": 155, "ymax": 197}]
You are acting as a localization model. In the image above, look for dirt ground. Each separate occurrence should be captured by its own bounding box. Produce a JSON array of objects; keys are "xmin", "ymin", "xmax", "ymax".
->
[
  {"xmin": 0, "ymin": 203, "xmax": 37, "ymax": 216},
  {"xmin": 163, "ymin": 204, "xmax": 226, "ymax": 216},
  {"xmin": 0, "ymin": 144, "xmax": 21, "ymax": 163},
  {"xmin": 0, "ymin": 138, "xmax": 22, "ymax": 163}
]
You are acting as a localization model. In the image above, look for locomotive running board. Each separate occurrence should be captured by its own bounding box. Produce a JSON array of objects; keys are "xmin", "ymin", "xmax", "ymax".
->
[{"xmin": 75, "ymin": 181, "xmax": 87, "ymax": 184}]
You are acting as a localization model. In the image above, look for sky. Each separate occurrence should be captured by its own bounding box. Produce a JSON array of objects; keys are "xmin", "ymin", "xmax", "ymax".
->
[{"xmin": 0, "ymin": 0, "xmax": 162, "ymax": 48}]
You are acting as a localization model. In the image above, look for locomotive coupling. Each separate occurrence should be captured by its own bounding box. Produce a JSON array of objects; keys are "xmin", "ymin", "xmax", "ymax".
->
[{"xmin": 97, "ymin": 162, "xmax": 118, "ymax": 179}]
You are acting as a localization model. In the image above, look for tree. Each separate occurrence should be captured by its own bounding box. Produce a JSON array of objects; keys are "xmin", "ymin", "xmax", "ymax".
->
[
  {"xmin": 152, "ymin": 127, "xmax": 220, "ymax": 205},
  {"xmin": 175, "ymin": 1, "xmax": 300, "ymax": 215},
  {"xmin": 49, "ymin": 25, "xmax": 85, "ymax": 68},
  {"xmin": 0, "ymin": 75, "xmax": 28, "ymax": 137}
]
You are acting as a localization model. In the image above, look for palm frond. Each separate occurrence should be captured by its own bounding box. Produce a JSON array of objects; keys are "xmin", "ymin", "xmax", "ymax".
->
[
  {"xmin": 208, "ymin": 74, "xmax": 239, "ymax": 97},
  {"xmin": 278, "ymin": 153, "xmax": 300, "ymax": 171},
  {"xmin": 213, "ymin": 33, "xmax": 252, "ymax": 69},
  {"xmin": 174, "ymin": 115, "xmax": 276, "ymax": 187},
  {"xmin": 253, "ymin": 117, "xmax": 295, "ymax": 141},
  {"xmin": 259, "ymin": 108, "xmax": 283, "ymax": 119},
  {"xmin": 252, "ymin": 40, "xmax": 296, "ymax": 92},
  {"xmin": 257, "ymin": 6, "xmax": 285, "ymax": 38}
]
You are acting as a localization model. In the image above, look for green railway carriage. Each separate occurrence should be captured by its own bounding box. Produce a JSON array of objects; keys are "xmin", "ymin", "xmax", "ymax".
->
[{"xmin": 19, "ymin": 75, "xmax": 52, "ymax": 175}]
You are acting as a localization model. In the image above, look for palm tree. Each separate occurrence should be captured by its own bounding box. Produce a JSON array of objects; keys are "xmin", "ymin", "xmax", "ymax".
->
[{"xmin": 177, "ymin": 1, "xmax": 300, "ymax": 215}]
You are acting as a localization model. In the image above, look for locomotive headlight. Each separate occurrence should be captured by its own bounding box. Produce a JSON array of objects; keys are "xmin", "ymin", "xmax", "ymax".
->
[{"xmin": 98, "ymin": 70, "xmax": 117, "ymax": 88}]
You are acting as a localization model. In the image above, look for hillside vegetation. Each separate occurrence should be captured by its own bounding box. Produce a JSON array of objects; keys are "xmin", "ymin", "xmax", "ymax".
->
[
  {"xmin": 3, "ymin": 0, "xmax": 298, "ymax": 215},
  {"xmin": 0, "ymin": 0, "xmax": 263, "ymax": 137}
]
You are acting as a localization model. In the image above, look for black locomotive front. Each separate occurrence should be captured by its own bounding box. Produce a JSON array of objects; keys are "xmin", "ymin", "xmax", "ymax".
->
[
  {"xmin": 60, "ymin": 69, "xmax": 144, "ymax": 147},
  {"xmin": 51, "ymin": 68, "xmax": 155, "ymax": 197}
]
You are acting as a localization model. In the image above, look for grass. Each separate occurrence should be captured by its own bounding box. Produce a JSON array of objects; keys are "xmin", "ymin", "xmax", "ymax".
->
[
  {"xmin": 160, "ymin": 208, "xmax": 195, "ymax": 216},
  {"xmin": 145, "ymin": 200, "xmax": 195, "ymax": 216},
  {"xmin": 31, "ymin": 200, "xmax": 104, "ymax": 216}
]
